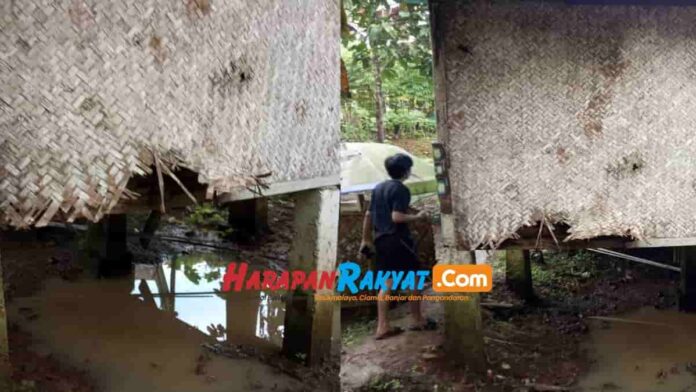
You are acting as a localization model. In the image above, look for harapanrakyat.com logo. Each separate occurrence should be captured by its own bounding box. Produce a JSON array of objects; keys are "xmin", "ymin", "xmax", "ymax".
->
[{"xmin": 221, "ymin": 261, "xmax": 492, "ymax": 295}]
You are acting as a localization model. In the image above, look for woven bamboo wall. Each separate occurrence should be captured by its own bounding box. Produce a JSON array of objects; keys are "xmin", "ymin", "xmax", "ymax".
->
[
  {"xmin": 0, "ymin": 0, "xmax": 339, "ymax": 228},
  {"xmin": 434, "ymin": 1, "xmax": 696, "ymax": 249}
]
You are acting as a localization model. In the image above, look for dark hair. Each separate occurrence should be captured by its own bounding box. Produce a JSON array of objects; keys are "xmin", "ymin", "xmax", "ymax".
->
[{"xmin": 384, "ymin": 153, "xmax": 413, "ymax": 179}]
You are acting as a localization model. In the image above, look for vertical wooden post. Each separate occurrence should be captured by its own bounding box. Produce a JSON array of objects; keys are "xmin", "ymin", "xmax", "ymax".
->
[
  {"xmin": 0, "ymin": 248, "xmax": 11, "ymax": 386},
  {"xmin": 227, "ymin": 198, "xmax": 268, "ymax": 235},
  {"xmin": 677, "ymin": 247, "xmax": 696, "ymax": 312},
  {"xmin": 86, "ymin": 214, "xmax": 131, "ymax": 277},
  {"xmin": 506, "ymin": 249, "xmax": 534, "ymax": 301},
  {"xmin": 282, "ymin": 187, "xmax": 340, "ymax": 367},
  {"xmin": 139, "ymin": 210, "xmax": 162, "ymax": 249},
  {"xmin": 437, "ymin": 214, "xmax": 485, "ymax": 369}
]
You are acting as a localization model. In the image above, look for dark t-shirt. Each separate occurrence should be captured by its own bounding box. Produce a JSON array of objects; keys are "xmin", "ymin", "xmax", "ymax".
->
[{"xmin": 370, "ymin": 179, "xmax": 411, "ymax": 241}]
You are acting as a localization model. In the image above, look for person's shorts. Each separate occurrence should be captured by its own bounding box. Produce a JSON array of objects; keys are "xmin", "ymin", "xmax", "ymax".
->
[{"xmin": 374, "ymin": 235, "xmax": 419, "ymax": 272}]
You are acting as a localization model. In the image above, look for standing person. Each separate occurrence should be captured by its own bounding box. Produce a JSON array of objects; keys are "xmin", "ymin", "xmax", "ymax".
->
[{"xmin": 359, "ymin": 153, "xmax": 435, "ymax": 340}]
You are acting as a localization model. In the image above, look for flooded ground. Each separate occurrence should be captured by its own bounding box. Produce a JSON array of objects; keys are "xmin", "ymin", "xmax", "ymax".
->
[
  {"xmin": 131, "ymin": 255, "xmax": 285, "ymax": 348},
  {"xmin": 579, "ymin": 307, "xmax": 696, "ymax": 392},
  {"xmin": 8, "ymin": 251, "xmax": 300, "ymax": 392}
]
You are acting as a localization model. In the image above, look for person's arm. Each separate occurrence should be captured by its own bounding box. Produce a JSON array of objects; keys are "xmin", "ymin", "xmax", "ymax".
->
[
  {"xmin": 391, "ymin": 210, "xmax": 427, "ymax": 224},
  {"xmin": 358, "ymin": 209, "xmax": 373, "ymax": 258},
  {"xmin": 391, "ymin": 185, "xmax": 428, "ymax": 223},
  {"xmin": 361, "ymin": 210, "xmax": 372, "ymax": 244}
]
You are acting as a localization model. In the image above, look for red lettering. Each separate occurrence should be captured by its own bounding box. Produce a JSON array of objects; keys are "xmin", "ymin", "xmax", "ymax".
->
[
  {"xmin": 222, "ymin": 262, "xmax": 248, "ymax": 292},
  {"xmin": 274, "ymin": 271, "xmax": 290, "ymax": 290},
  {"xmin": 245, "ymin": 270, "xmax": 261, "ymax": 290},
  {"xmin": 262, "ymin": 271, "xmax": 277, "ymax": 290},
  {"xmin": 291, "ymin": 271, "xmax": 306, "ymax": 290},
  {"xmin": 318, "ymin": 271, "xmax": 337, "ymax": 290},
  {"xmin": 303, "ymin": 271, "xmax": 318, "ymax": 290}
]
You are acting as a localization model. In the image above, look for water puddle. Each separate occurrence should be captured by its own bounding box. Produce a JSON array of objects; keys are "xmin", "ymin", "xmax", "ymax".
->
[
  {"xmin": 131, "ymin": 254, "xmax": 285, "ymax": 347},
  {"xmin": 9, "ymin": 251, "xmax": 298, "ymax": 392},
  {"xmin": 579, "ymin": 307, "xmax": 696, "ymax": 392}
]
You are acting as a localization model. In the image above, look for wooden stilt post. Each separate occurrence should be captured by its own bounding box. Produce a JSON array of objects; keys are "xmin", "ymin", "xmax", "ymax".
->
[
  {"xmin": 282, "ymin": 187, "xmax": 340, "ymax": 368},
  {"xmin": 227, "ymin": 198, "xmax": 269, "ymax": 236},
  {"xmin": 506, "ymin": 249, "xmax": 534, "ymax": 301},
  {"xmin": 677, "ymin": 247, "xmax": 696, "ymax": 312},
  {"xmin": 0, "ymin": 248, "xmax": 11, "ymax": 387},
  {"xmin": 437, "ymin": 214, "xmax": 485, "ymax": 370},
  {"xmin": 140, "ymin": 210, "xmax": 162, "ymax": 249},
  {"xmin": 87, "ymin": 214, "xmax": 131, "ymax": 277}
]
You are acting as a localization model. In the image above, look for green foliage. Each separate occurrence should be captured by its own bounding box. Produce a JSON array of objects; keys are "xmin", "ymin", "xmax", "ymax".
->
[
  {"xmin": 175, "ymin": 253, "xmax": 228, "ymax": 285},
  {"xmin": 366, "ymin": 377, "xmax": 403, "ymax": 391},
  {"xmin": 184, "ymin": 203, "xmax": 226, "ymax": 229},
  {"xmin": 531, "ymin": 251, "xmax": 604, "ymax": 298},
  {"xmin": 385, "ymin": 108, "xmax": 434, "ymax": 139},
  {"xmin": 342, "ymin": 317, "xmax": 376, "ymax": 347},
  {"xmin": 342, "ymin": 0, "xmax": 435, "ymax": 142}
]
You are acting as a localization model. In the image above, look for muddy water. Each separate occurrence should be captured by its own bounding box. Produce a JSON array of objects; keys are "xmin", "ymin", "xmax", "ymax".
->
[
  {"xmin": 579, "ymin": 307, "xmax": 696, "ymax": 392},
  {"xmin": 131, "ymin": 255, "xmax": 285, "ymax": 347},
  {"xmin": 9, "ymin": 252, "xmax": 297, "ymax": 392}
]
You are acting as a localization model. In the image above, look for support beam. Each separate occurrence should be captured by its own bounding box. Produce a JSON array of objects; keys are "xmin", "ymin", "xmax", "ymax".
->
[
  {"xmin": 0, "ymin": 249, "xmax": 11, "ymax": 387},
  {"xmin": 282, "ymin": 187, "xmax": 340, "ymax": 368},
  {"xmin": 506, "ymin": 249, "xmax": 535, "ymax": 301},
  {"xmin": 677, "ymin": 247, "xmax": 696, "ymax": 312},
  {"xmin": 436, "ymin": 214, "xmax": 485, "ymax": 369},
  {"xmin": 227, "ymin": 198, "xmax": 268, "ymax": 235}
]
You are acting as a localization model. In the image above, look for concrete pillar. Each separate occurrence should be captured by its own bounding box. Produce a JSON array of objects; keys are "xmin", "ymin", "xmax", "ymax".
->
[
  {"xmin": 677, "ymin": 247, "xmax": 696, "ymax": 312},
  {"xmin": 0, "ymin": 249, "xmax": 11, "ymax": 386},
  {"xmin": 282, "ymin": 187, "xmax": 340, "ymax": 367},
  {"xmin": 227, "ymin": 198, "xmax": 268, "ymax": 235},
  {"xmin": 506, "ymin": 249, "xmax": 534, "ymax": 301},
  {"xmin": 225, "ymin": 290, "xmax": 263, "ymax": 344},
  {"xmin": 437, "ymin": 214, "xmax": 485, "ymax": 369}
]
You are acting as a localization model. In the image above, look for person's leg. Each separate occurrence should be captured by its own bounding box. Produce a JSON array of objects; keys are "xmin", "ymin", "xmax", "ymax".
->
[
  {"xmin": 409, "ymin": 289, "xmax": 425, "ymax": 327},
  {"xmin": 375, "ymin": 278, "xmax": 393, "ymax": 336}
]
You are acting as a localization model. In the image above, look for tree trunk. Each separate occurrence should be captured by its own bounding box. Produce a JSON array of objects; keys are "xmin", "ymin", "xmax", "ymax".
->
[{"xmin": 371, "ymin": 49, "xmax": 386, "ymax": 143}]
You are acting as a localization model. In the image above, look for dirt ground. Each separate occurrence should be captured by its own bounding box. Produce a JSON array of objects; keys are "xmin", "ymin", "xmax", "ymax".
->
[
  {"xmin": 1, "ymin": 197, "xmax": 685, "ymax": 392},
  {"xmin": 340, "ymin": 250, "xmax": 680, "ymax": 392}
]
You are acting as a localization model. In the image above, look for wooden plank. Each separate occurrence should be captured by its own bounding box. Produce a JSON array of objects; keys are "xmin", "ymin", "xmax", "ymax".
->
[
  {"xmin": 219, "ymin": 175, "xmax": 340, "ymax": 203},
  {"xmin": 497, "ymin": 237, "xmax": 627, "ymax": 251},
  {"xmin": 626, "ymin": 237, "xmax": 696, "ymax": 249}
]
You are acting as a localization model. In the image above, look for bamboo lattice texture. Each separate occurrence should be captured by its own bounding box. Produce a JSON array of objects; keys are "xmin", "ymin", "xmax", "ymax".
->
[
  {"xmin": 437, "ymin": 1, "xmax": 696, "ymax": 249},
  {"xmin": 0, "ymin": 0, "xmax": 340, "ymax": 228}
]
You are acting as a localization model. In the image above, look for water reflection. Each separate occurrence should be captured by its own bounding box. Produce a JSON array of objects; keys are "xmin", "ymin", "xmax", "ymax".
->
[{"xmin": 130, "ymin": 254, "xmax": 285, "ymax": 347}]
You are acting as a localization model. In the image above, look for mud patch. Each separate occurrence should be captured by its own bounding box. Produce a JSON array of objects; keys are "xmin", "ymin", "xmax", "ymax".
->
[
  {"xmin": 149, "ymin": 35, "xmax": 167, "ymax": 65},
  {"xmin": 295, "ymin": 99, "xmax": 308, "ymax": 124},
  {"xmin": 209, "ymin": 60, "xmax": 255, "ymax": 99},
  {"xmin": 10, "ymin": 327, "xmax": 95, "ymax": 392},
  {"xmin": 556, "ymin": 146, "xmax": 570, "ymax": 164},
  {"xmin": 187, "ymin": 0, "xmax": 211, "ymax": 16},
  {"xmin": 605, "ymin": 151, "xmax": 646, "ymax": 180},
  {"xmin": 579, "ymin": 308, "xmax": 696, "ymax": 392}
]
